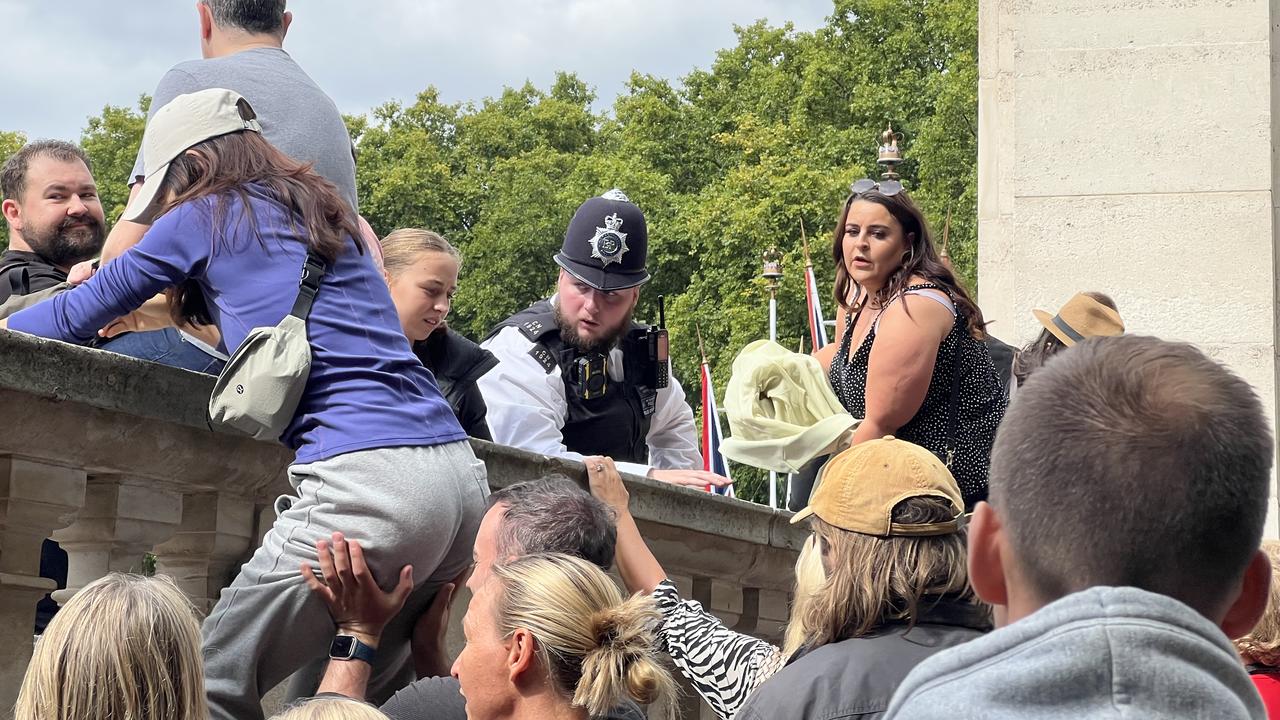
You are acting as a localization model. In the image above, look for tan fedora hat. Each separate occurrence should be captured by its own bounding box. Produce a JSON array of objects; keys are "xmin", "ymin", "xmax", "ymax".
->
[
  {"xmin": 122, "ymin": 88, "xmax": 262, "ymax": 225},
  {"xmin": 1032, "ymin": 293, "xmax": 1124, "ymax": 347}
]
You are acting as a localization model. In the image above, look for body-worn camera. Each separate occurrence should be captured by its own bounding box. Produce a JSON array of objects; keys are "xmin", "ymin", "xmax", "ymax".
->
[{"xmin": 574, "ymin": 354, "xmax": 609, "ymax": 400}]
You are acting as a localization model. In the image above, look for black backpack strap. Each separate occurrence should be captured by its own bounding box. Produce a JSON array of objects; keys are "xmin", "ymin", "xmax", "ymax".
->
[
  {"xmin": 0, "ymin": 261, "xmax": 31, "ymax": 300},
  {"xmin": 288, "ymin": 252, "xmax": 327, "ymax": 320}
]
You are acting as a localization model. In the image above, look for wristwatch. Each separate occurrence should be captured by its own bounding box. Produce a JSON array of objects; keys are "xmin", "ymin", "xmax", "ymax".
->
[{"xmin": 329, "ymin": 634, "xmax": 377, "ymax": 664}]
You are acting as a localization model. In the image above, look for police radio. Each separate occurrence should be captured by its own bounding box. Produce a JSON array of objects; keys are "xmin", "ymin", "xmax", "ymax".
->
[
  {"xmin": 652, "ymin": 296, "xmax": 670, "ymax": 389},
  {"xmin": 624, "ymin": 295, "xmax": 670, "ymax": 391}
]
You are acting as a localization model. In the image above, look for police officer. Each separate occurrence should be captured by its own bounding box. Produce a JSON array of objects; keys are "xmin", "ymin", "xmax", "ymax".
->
[{"xmin": 478, "ymin": 190, "xmax": 731, "ymax": 488}]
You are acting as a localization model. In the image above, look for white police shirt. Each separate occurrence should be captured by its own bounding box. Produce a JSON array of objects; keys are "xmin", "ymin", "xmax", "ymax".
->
[{"xmin": 478, "ymin": 325, "xmax": 703, "ymax": 477}]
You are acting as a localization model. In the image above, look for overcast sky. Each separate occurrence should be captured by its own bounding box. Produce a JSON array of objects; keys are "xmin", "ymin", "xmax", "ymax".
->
[{"xmin": 5, "ymin": 0, "xmax": 831, "ymax": 143}]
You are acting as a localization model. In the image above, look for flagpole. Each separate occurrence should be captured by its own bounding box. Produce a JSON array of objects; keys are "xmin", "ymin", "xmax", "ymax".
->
[
  {"xmin": 696, "ymin": 323, "xmax": 711, "ymax": 494},
  {"xmin": 762, "ymin": 247, "xmax": 783, "ymax": 509}
]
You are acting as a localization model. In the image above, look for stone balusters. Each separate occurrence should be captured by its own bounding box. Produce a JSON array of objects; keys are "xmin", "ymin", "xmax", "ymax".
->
[
  {"xmin": 0, "ymin": 457, "xmax": 86, "ymax": 709},
  {"xmin": 50, "ymin": 475, "xmax": 184, "ymax": 602},
  {"xmin": 153, "ymin": 492, "xmax": 257, "ymax": 615}
]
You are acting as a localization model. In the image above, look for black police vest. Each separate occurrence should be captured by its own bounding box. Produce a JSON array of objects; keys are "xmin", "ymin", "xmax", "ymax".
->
[{"xmin": 490, "ymin": 300, "xmax": 653, "ymax": 463}]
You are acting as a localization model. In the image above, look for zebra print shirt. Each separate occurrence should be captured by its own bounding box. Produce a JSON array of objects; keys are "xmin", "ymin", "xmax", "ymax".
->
[{"xmin": 652, "ymin": 579, "xmax": 786, "ymax": 720}]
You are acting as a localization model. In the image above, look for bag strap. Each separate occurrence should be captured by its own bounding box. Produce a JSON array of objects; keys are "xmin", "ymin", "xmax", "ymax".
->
[
  {"xmin": 0, "ymin": 261, "xmax": 31, "ymax": 299},
  {"xmin": 289, "ymin": 252, "xmax": 327, "ymax": 320}
]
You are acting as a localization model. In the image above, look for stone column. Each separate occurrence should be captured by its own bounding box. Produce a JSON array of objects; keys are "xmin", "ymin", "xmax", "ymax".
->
[
  {"xmin": 0, "ymin": 457, "xmax": 86, "ymax": 708},
  {"xmin": 50, "ymin": 476, "xmax": 184, "ymax": 602},
  {"xmin": 153, "ymin": 492, "xmax": 256, "ymax": 614},
  {"xmin": 976, "ymin": 0, "xmax": 1279, "ymax": 532}
]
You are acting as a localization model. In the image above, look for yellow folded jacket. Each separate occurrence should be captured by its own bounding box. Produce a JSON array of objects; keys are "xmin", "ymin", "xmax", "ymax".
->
[{"xmin": 721, "ymin": 339, "xmax": 859, "ymax": 473}]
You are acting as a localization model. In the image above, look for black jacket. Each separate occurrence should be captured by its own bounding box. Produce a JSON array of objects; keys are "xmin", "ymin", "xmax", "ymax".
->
[
  {"xmin": 413, "ymin": 327, "xmax": 498, "ymax": 441},
  {"xmin": 738, "ymin": 599, "xmax": 990, "ymax": 720},
  {"xmin": 984, "ymin": 335, "xmax": 1017, "ymax": 391}
]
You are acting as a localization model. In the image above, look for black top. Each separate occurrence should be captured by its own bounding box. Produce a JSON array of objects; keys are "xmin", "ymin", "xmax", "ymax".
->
[
  {"xmin": 984, "ymin": 335, "xmax": 1017, "ymax": 390},
  {"xmin": 412, "ymin": 327, "xmax": 498, "ymax": 441},
  {"xmin": 829, "ymin": 283, "xmax": 1007, "ymax": 505},
  {"xmin": 0, "ymin": 250, "xmax": 67, "ymax": 305}
]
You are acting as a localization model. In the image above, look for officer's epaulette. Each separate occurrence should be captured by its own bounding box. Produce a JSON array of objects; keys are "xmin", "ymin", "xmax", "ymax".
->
[
  {"xmin": 528, "ymin": 345, "xmax": 556, "ymax": 374},
  {"xmin": 517, "ymin": 318, "xmax": 549, "ymax": 341}
]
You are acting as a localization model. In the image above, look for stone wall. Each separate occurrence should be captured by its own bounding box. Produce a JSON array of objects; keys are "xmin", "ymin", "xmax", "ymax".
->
[
  {"xmin": 977, "ymin": 0, "xmax": 1280, "ymax": 533},
  {"xmin": 0, "ymin": 330, "xmax": 802, "ymax": 717}
]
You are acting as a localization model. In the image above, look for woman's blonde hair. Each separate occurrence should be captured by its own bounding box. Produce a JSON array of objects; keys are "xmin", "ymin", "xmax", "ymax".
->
[
  {"xmin": 783, "ymin": 533, "xmax": 827, "ymax": 657},
  {"xmin": 270, "ymin": 697, "xmax": 391, "ymax": 720},
  {"xmin": 15, "ymin": 573, "xmax": 207, "ymax": 720},
  {"xmin": 490, "ymin": 553, "xmax": 677, "ymax": 719},
  {"xmin": 379, "ymin": 228, "xmax": 460, "ymax": 278},
  {"xmin": 1236, "ymin": 540, "xmax": 1280, "ymax": 666},
  {"xmin": 785, "ymin": 498, "xmax": 979, "ymax": 652}
]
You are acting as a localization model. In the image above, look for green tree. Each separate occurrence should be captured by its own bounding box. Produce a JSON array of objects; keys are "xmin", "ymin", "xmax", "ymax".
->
[
  {"xmin": 0, "ymin": 130, "xmax": 28, "ymax": 249},
  {"xmin": 79, "ymin": 95, "xmax": 150, "ymax": 226}
]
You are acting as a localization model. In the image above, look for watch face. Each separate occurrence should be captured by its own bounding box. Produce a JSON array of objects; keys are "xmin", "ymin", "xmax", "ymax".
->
[{"xmin": 330, "ymin": 635, "xmax": 356, "ymax": 659}]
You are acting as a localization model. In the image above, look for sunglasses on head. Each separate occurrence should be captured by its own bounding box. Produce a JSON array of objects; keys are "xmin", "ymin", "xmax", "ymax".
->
[{"xmin": 850, "ymin": 178, "xmax": 904, "ymax": 197}]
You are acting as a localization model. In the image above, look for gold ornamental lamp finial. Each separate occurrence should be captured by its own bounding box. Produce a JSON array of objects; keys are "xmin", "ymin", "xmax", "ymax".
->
[
  {"xmin": 761, "ymin": 245, "xmax": 783, "ymax": 293},
  {"xmin": 877, "ymin": 123, "xmax": 903, "ymax": 181}
]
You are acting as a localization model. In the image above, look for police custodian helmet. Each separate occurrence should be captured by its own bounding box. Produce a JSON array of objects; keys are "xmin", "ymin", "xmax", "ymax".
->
[{"xmin": 553, "ymin": 189, "xmax": 650, "ymax": 292}]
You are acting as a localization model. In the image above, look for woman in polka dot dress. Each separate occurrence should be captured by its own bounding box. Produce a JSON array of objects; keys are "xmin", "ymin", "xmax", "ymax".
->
[{"xmin": 814, "ymin": 181, "xmax": 1007, "ymax": 507}]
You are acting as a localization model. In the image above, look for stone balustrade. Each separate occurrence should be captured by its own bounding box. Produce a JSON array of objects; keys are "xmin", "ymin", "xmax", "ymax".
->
[{"xmin": 0, "ymin": 329, "xmax": 804, "ymax": 717}]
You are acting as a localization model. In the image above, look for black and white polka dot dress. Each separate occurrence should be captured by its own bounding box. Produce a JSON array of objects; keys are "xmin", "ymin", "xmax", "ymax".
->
[{"xmin": 829, "ymin": 283, "xmax": 1008, "ymax": 506}]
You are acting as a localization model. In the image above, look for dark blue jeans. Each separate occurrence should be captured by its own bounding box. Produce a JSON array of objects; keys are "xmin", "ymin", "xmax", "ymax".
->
[{"xmin": 99, "ymin": 328, "xmax": 225, "ymax": 375}]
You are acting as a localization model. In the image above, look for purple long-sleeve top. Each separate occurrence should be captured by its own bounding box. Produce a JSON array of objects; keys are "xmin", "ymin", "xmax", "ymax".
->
[{"xmin": 8, "ymin": 184, "xmax": 466, "ymax": 463}]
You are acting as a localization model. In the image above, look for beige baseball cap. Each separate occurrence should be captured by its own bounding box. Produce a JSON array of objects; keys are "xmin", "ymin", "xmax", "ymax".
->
[
  {"xmin": 122, "ymin": 88, "xmax": 262, "ymax": 224},
  {"xmin": 791, "ymin": 436, "xmax": 965, "ymax": 537}
]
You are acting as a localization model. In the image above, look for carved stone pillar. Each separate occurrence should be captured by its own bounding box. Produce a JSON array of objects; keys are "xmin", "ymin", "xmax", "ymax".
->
[
  {"xmin": 152, "ymin": 492, "xmax": 255, "ymax": 615},
  {"xmin": 0, "ymin": 457, "xmax": 86, "ymax": 709},
  {"xmin": 50, "ymin": 476, "xmax": 184, "ymax": 602}
]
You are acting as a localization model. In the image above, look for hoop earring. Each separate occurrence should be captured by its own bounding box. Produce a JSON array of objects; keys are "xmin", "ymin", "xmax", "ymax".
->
[{"xmin": 902, "ymin": 246, "xmax": 916, "ymax": 268}]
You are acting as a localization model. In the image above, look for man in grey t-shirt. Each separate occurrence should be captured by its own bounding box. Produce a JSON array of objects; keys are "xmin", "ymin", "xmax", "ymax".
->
[
  {"xmin": 101, "ymin": 0, "xmax": 357, "ymax": 268},
  {"xmin": 129, "ymin": 1, "xmax": 357, "ymax": 212}
]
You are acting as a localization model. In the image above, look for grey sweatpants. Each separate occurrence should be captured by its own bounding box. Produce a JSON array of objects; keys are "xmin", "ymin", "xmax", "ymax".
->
[{"xmin": 201, "ymin": 441, "xmax": 489, "ymax": 720}]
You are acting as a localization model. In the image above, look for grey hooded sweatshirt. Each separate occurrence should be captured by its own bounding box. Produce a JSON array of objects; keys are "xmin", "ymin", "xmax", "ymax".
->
[{"xmin": 884, "ymin": 586, "xmax": 1264, "ymax": 719}]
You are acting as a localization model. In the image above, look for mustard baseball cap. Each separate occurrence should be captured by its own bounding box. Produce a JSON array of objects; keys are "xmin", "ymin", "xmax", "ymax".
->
[
  {"xmin": 791, "ymin": 436, "xmax": 965, "ymax": 536},
  {"xmin": 123, "ymin": 88, "xmax": 262, "ymax": 224}
]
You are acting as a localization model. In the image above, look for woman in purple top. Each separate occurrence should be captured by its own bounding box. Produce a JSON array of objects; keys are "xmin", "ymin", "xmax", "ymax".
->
[{"xmin": 2, "ymin": 89, "xmax": 489, "ymax": 720}]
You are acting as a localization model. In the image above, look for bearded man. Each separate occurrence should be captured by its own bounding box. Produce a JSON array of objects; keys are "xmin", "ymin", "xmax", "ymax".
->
[
  {"xmin": 478, "ymin": 190, "xmax": 729, "ymax": 489},
  {"xmin": 0, "ymin": 141, "xmax": 105, "ymax": 303}
]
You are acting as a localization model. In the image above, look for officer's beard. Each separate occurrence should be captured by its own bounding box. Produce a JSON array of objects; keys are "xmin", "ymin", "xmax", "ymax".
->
[{"xmin": 555, "ymin": 304, "xmax": 634, "ymax": 356}]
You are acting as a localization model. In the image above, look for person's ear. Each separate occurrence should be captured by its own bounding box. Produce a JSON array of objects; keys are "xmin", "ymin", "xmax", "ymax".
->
[
  {"xmin": 506, "ymin": 628, "xmax": 538, "ymax": 684},
  {"xmin": 2, "ymin": 198, "xmax": 22, "ymax": 229},
  {"xmin": 280, "ymin": 11, "xmax": 293, "ymax": 40},
  {"xmin": 1220, "ymin": 549, "xmax": 1272, "ymax": 640},
  {"xmin": 967, "ymin": 502, "xmax": 1009, "ymax": 607},
  {"xmin": 196, "ymin": 2, "xmax": 214, "ymax": 40}
]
